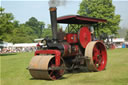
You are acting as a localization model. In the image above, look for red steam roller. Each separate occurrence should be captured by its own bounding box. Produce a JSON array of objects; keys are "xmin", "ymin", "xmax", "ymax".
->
[{"xmin": 28, "ymin": 7, "xmax": 107, "ymax": 80}]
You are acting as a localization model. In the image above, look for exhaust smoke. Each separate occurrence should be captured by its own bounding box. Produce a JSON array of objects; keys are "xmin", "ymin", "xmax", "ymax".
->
[{"xmin": 48, "ymin": 0, "xmax": 66, "ymax": 7}]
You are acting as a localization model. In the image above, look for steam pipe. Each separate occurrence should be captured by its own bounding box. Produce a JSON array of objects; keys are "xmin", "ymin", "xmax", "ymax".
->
[{"xmin": 49, "ymin": 7, "xmax": 58, "ymax": 42}]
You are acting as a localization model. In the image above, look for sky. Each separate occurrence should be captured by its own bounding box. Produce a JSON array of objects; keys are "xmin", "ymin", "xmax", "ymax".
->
[{"xmin": 0, "ymin": 0, "xmax": 128, "ymax": 29}]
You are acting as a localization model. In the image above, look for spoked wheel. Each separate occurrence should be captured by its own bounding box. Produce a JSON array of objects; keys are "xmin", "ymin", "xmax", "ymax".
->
[
  {"xmin": 85, "ymin": 41, "xmax": 107, "ymax": 72},
  {"xmin": 28, "ymin": 55, "xmax": 65, "ymax": 80},
  {"xmin": 48, "ymin": 57, "xmax": 65, "ymax": 80}
]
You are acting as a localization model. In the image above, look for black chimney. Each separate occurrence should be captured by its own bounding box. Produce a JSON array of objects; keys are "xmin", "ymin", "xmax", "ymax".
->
[{"xmin": 49, "ymin": 7, "xmax": 57, "ymax": 42}]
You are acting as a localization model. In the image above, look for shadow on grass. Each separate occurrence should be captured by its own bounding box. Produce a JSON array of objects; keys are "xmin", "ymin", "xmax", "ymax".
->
[
  {"xmin": 30, "ymin": 77, "xmax": 67, "ymax": 81},
  {"xmin": 0, "ymin": 53, "xmax": 17, "ymax": 56},
  {"xmin": 29, "ymin": 68, "xmax": 91, "ymax": 81}
]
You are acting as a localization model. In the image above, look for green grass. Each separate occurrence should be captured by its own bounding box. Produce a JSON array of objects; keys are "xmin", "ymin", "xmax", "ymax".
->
[{"xmin": 1, "ymin": 49, "xmax": 128, "ymax": 85}]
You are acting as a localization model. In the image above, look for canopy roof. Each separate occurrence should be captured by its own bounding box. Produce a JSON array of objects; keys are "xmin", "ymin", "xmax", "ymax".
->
[{"xmin": 57, "ymin": 15, "xmax": 107, "ymax": 24}]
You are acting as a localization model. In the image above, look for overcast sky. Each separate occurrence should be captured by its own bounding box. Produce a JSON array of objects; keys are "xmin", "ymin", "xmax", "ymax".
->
[{"xmin": 0, "ymin": 0, "xmax": 128, "ymax": 29}]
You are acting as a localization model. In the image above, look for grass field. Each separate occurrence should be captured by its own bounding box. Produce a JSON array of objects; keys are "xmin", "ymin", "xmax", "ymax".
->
[{"xmin": 1, "ymin": 48, "xmax": 128, "ymax": 85}]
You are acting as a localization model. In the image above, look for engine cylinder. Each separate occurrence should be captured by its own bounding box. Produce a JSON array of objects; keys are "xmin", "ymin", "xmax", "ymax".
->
[{"xmin": 62, "ymin": 43, "xmax": 79, "ymax": 58}]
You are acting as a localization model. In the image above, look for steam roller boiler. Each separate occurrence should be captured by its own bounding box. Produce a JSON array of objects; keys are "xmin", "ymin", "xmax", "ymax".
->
[{"xmin": 28, "ymin": 7, "xmax": 107, "ymax": 80}]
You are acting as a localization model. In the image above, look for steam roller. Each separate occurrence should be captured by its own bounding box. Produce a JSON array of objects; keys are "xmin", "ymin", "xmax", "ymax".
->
[{"xmin": 28, "ymin": 7, "xmax": 107, "ymax": 80}]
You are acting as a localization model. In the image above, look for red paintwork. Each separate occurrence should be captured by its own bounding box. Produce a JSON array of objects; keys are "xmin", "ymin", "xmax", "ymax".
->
[
  {"xmin": 62, "ymin": 43, "xmax": 71, "ymax": 57},
  {"xmin": 62, "ymin": 43, "xmax": 79, "ymax": 57},
  {"xmin": 35, "ymin": 50, "xmax": 61, "ymax": 66},
  {"xmin": 74, "ymin": 45, "xmax": 79, "ymax": 53},
  {"xmin": 72, "ymin": 45, "xmax": 79, "ymax": 55},
  {"xmin": 66, "ymin": 34, "xmax": 78, "ymax": 44},
  {"xmin": 93, "ymin": 42, "xmax": 107, "ymax": 71},
  {"xmin": 78, "ymin": 26, "xmax": 91, "ymax": 48},
  {"xmin": 57, "ymin": 15, "xmax": 107, "ymax": 24}
]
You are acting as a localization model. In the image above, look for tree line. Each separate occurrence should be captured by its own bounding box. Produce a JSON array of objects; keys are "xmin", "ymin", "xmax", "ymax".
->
[{"xmin": 0, "ymin": 7, "xmax": 52, "ymax": 43}]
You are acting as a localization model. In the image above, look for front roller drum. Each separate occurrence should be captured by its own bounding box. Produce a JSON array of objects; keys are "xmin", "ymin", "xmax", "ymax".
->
[
  {"xmin": 85, "ymin": 41, "xmax": 107, "ymax": 72},
  {"xmin": 28, "ymin": 55, "xmax": 65, "ymax": 80}
]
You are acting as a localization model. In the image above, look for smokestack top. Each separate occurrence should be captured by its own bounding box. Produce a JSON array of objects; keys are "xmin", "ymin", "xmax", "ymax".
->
[{"xmin": 49, "ymin": 7, "xmax": 57, "ymax": 12}]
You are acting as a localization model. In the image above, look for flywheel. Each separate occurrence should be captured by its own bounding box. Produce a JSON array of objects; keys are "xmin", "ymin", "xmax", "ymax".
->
[
  {"xmin": 78, "ymin": 26, "xmax": 91, "ymax": 48},
  {"xmin": 28, "ymin": 55, "xmax": 65, "ymax": 80},
  {"xmin": 85, "ymin": 41, "xmax": 107, "ymax": 72}
]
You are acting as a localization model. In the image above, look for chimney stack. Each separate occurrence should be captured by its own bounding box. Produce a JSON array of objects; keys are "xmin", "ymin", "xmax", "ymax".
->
[{"xmin": 49, "ymin": 7, "xmax": 58, "ymax": 42}]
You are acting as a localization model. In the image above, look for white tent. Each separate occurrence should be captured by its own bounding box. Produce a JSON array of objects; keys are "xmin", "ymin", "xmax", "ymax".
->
[
  {"xmin": 0, "ymin": 42, "xmax": 13, "ymax": 47},
  {"xmin": 113, "ymin": 38, "xmax": 125, "ymax": 43},
  {"xmin": 104, "ymin": 38, "xmax": 125, "ymax": 43},
  {"xmin": 13, "ymin": 43, "xmax": 37, "ymax": 47}
]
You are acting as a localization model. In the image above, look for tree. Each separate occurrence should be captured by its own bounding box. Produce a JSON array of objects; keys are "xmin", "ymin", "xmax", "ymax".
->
[
  {"xmin": 13, "ymin": 20, "xmax": 20, "ymax": 28},
  {"xmin": 125, "ymin": 30, "xmax": 128, "ymax": 41},
  {"xmin": 0, "ymin": 7, "xmax": 5, "ymax": 14},
  {"xmin": 0, "ymin": 7, "xmax": 14, "ymax": 42},
  {"xmin": 42, "ymin": 29, "xmax": 52, "ymax": 38},
  {"xmin": 47, "ymin": 24, "xmax": 62, "ymax": 30},
  {"xmin": 78, "ymin": 0, "xmax": 121, "ymax": 37},
  {"xmin": 25, "ymin": 17, "xmax": 45, "ymax": 38},
  {"xmin": 12, "ymin": 24, "xmax": 36, "ymax": 43}
]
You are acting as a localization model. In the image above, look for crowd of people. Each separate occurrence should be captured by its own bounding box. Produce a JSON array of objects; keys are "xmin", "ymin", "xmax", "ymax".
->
[{"xmin": 0, "ymin": 46, "xmax": 37, "ymax": 54}]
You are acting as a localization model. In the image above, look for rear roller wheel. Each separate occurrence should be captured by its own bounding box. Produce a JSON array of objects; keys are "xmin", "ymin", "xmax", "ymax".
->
[
  {"xmin": 28, "ymin": 55, "xmax": 65, "ymax": 80},
  {"xmin": 85, "ymin": 41, "xmax": 107, "ymax": 72}
]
